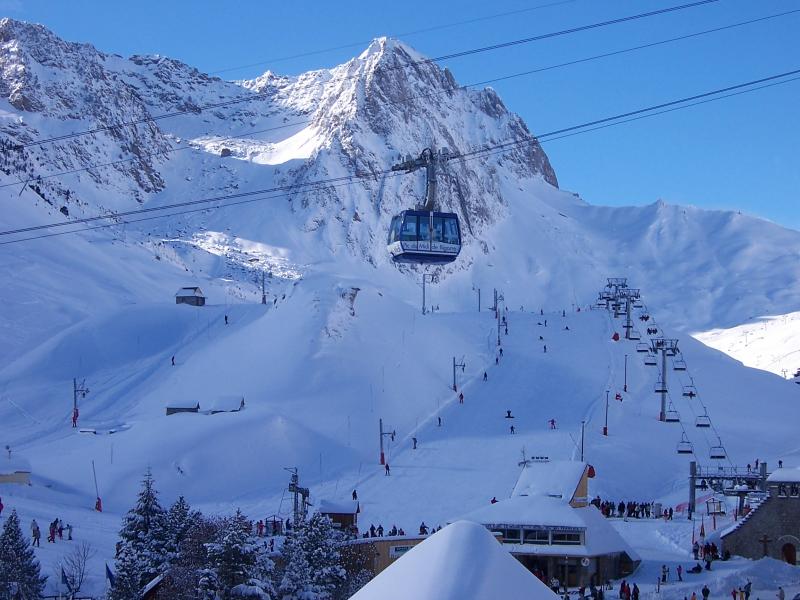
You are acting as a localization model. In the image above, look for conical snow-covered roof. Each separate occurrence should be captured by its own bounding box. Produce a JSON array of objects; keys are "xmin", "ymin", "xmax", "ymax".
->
[{"xmin": 350, "ymin": 520, "xmax": 559, "ymax": 600}]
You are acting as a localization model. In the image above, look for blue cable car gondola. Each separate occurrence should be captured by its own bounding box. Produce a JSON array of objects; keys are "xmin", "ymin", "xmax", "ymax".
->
[
  {"xmin": 387, "ymin": 210, "xmax": 461, "ymax": 264},
  {"xmin": 386, "ymin": 147, "xmax": 462, "ymax": 265}
]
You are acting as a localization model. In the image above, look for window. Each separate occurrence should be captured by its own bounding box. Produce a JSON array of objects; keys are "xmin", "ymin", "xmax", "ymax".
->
[
  {"xmin": 500, "ymin": 528, "xmax": 522, "ymax": 543},
  {"xmin": 388, "ymin": 216, "xmax": 401, "ymax": 243},
  {"xmin": 524, "ymin": 529, "xmax": 549, "ymax": 544},
  {"xmin": 443, "ymin": 217, "xmax": 460, "ymax": 245},
  {"xmin": 418, "ymin": 215, "xmax": 430, "ymax": 243},
  {"xmin": 432, "ymin": 217, "xmax": 444, "ymax": 243},
  {"xmin": 551, "ymin": 531, "xmax": 582, "ymax": 545},
  {"xmin": 399, "ymin": 216, "xmax": 418, "ymax": 242}
]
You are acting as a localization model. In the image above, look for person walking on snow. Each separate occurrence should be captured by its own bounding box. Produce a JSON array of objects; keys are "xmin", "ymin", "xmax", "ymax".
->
[
  {"xmin": 459, "ymin": 392, "xmax": 464, "ymax": 404},
  {"xmin": 72, "ymin": 407, "xmax": 79, "ymax": 428},
  {"xmin": 676, "ymin": 564, "xmax": 682, "ymax": 581},
  {"xmin": 484, "ymin": 372, "xmax": 488, "ymax": 381},
  {"xmin": 702, "ymin": 585, "xmax": 710, "ymax": 600},
  {"xmin": 549, "ymin": 418, "xmax": 556, "ymax": 429},
  {"xmin": 384, "ymin": 463, "xmax": 390, "ymax": 476},
  {"xmin": 352, "ymin": 489, "xmax": 358, "ymax": 501},
  {"xmin": 437, "ymin": 416, "xmax": 442, "ymax": 427},
  {"xmin": 544, "ymin": 345, "xmax": 547, "ymax": 353},
  {"xmin": 777, "ymin": 588, "xmax": 785, "ymax": 600},
  {"xmin": 225, "ymin": 315, "xmax": 228, "ymax": 325},
  {"xmin": 510, "ymin": 425, "xmax": 515, "ymax": 434},
  {"xmin": 500, "ymin": 348, "xmax": 503, "ymax": 357},
  {"xmin": 412, "ymin": 437, "xmax": 417, "ymax": 449},
  {"xmin": 31, "ymin": 519, "xmax": 40, "ymax": 547},
  {"xmin": 171, "ymin": 355, "xmax": 175, "ymax": 366}
]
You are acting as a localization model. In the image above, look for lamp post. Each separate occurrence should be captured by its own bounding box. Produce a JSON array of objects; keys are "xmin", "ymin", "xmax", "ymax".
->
[{"xmin": 603, "ymin": 390, "xmax": 609, "ymax": 436}]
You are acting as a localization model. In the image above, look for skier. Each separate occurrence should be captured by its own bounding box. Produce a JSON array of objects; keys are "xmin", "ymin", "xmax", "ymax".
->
[
  {"xmin": 0, "ymin": 496, "xmax": 3, "ymax": 517},
  {"xmin": 744, "ymin": 581, "xmax": 752, "ymax": 600},
  {"xmin": 483, "ymin": 372, "xmax": 488, "ymax": 382},
  {"xmin": 632, "ymin": 584, "xmax": 639, "ymax": 600},
  {"xmin": 459, "ymin": 392, "xmax": 464, "ymax": 404},
  {"xmin": 48, "ymin": 520, "xmax": 56, "ymax": 543},
  {"xmin": 490, "ymin": 497, "xmax": 498, "ymax": 504},
  {"xmin": 496, "ymin": 356, "xmax": 499, "ymax": 365},
  {"xmin": 224, "ymin": 315, "xmax": 228, "ymax": 325},
  {"xmin": 544, "ymin": 345, "xmax": 547, "ymax": 353},
  {"xmin": 544, "ymin": 319, "xmax": 547, "ymax": 327},
  {"xmin": 58, "ymin": 519, "xmax": 64, "ymax": 539},
  {"xmin": 660, "ymin": 564, "xmax": 667, "ymax": 583},
  {"xmin": 72, "ymin": 407, "xmax": 79, "ymax": 428},
  {"xmin": 171, "ymin": 355, "xmax": 175, "ymax": 366},
  {"xmin": 499, "ymin": 348, "xmax": 503, "ymax": 357},
  {"xmin": 352, "ymin": 489, "xmax": 358, "ymax": 501},
  {"xmin": 384, "ymin": 463, "xmax": 390, "ymax": 476},
  {"xmin": 676, "ymin": 564, "xmax": 683, "ymax": 581},
  {"xmin": 412, "ymin": 437, "xmax": 417, "ymax": 450},
  {"xmin": 549, "ymin": 418, "xmax": 556, "ymax": 429},
  {"xmin": 510, "ymin": 425, "xmax": 515, "ymax": 434},
  {"xmin": 437, "ymin": 416, "xmax": 442, "ymax": 427},
  {"xmin": 31, "ymin": 519, "xmax": 40, "ymax": 547},
  {"xmin": 369, "ymin": 524, "xmax": 376, "ymax": 537},
  {"xmin": 702, "ymin": 585, "xmax": 710, "ymax": 600},
  {"xmin": 377, "ymin": 524, "xmax": 384, "ymax": 537},
  {"xmin": 419, "ymin": 522, "xmax": 429, "ymax": 535},
  {"xmin": 778, "ymin": 588, "xmax": 785, "ymax": 600},
  {"xmin": 562, "ymin": 310, "xmax": 566, "ymax": 317}
]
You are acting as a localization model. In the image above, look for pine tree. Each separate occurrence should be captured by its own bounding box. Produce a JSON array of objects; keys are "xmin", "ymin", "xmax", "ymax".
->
[
  {"xmin": 109, "ymin": 468, "xmax": 169, "ymax": 598},
  {"xmin": 277, "ymin": 524, "xmax": 313, "ymax": 600},
  {"xmin": 107, "ymin": 546, "xmax": 143, "ymax": 600},
  {"xmin": 165, "ymin": 495, "xmax": 198, "ymax": 563},
  {"xmin": 0, "ymin": 510, "xmax": 47, "ymax": 599},
  {"xmin": 301, "ymin": 514, "xmax": 345, "ymax": 600}
]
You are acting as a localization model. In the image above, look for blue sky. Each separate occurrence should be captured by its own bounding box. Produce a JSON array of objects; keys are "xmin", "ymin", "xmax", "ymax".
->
[{"xmin": 6, "ymin": 0, "xmax": 799, "ymax": 228}]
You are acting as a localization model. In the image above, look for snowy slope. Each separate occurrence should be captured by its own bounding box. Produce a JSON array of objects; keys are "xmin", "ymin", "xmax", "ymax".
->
[{"xmin": 1, "ymin": 20, "xmax": 800, "ymax": 597}]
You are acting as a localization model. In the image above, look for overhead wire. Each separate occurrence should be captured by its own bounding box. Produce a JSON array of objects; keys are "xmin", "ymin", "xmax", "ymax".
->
[
  {"xmin": 15, "ymin": 0, "xmax": 721, "ymax": 150},
  {"xmin": 2, "ymin": 67, "xmax": 798, "ymax": 245},
  {"xmin": 4, "ymin": 8, "xmax": 797, "ymax": 191}
]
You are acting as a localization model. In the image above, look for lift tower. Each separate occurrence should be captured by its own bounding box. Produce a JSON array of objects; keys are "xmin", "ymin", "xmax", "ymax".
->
[{"xmin": 650, "ymin": 338, "xmax": 679, "ymax": 421}]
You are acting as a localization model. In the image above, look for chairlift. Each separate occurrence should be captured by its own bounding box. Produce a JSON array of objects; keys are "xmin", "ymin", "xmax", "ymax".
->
[
  {"xmin": 644, "ymin": 354, "xmax": 657, "ymax": 366},
  {"xmin": 633, "ymin": 300, "xmax": 644, "ymax": 309},
  {"xmin": 673, "ymin": 359, "xmax": 687, "ymax": 371},
  {"xmin": 629, "ymin": 329, "xmax": 641, "ymax": 341},
  {"xmin": 677, "ymin": 433, "xmax": 694, "ymax": 454},
  {"xmin": 710, "ymin": 438, "xmax": 727, "ymax": 460},
  {"xmin": 682, "ymin": 385, "xmax": 697, "ymax": 398},
  {"xmin": 665, "ymin": 403, "xmax": 680, "ymax": 423},
  {"xmin": 654, "ymin": 379, "xmax": 668, "ymax": 394},
  {"xmin": 636, "ymin": 342, "xmax": 649, "ymax": 353},
  {"xmin": 695, "ymin": 409, "xmax": 711, "ymax": 428}
]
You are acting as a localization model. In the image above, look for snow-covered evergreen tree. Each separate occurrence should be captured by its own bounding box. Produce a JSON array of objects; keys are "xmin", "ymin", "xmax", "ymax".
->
[
  {"xmin": 0, "ymin": 509, "xmax": 47, "ymax": 599},
  {"xmin": 301, "ymin": 514, "xmax": 345, "ymax": 600},
  {"xmin": 109, "ymin": 468, "xmax": 168, "ymax": 598},
  {"xmin": 107, "ymin": 546, "xmax": 143, "ymax": 600},
  {"xmin": 206, "ymin": 509, "xmax": 275, "ymax": 600},
  {"xmin": 165, "ymin": 495, "xmax": 198, "ymax": 563},
  {"xmin": 277, "ymin": 524, "xmax": 313, "ymax": 600}
]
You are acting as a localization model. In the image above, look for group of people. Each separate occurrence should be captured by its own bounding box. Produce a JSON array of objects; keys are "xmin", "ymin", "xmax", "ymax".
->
[
  {"xmin": 617, "ymin": 580, "xmax": 640, "ymax": 600},
  {"xmin": 29, "ymin": 518, "xmax": 72, "ymax": 547},
  {"xmin": 591, "ymin": 497, "xmax": 664, "ymax": 520},
  {"xmin": 360, "ymin": 521, "xmax": 442, "ymax": 539}
]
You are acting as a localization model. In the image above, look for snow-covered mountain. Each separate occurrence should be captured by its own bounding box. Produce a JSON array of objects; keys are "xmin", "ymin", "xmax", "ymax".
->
[{"xmin": 1, "ymin": 19, "xmax": 800, "ymax": 596}]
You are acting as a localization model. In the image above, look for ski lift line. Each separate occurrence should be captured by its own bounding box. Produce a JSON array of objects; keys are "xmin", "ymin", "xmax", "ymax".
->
[
  {"xmin": 16, "ymin": 0, "xmax": 725, "ymax": 149},
  {"xmin": 3, "ymin": 69, "xmax": 798, "ymax": 245},
  {"xmin": 0, "ymin": 176, "xmax": 381, "ymax": 245},
  {"xmin": 7, "ymin": 11, "xmax": 797, "ymax": 192},
  {"xmin": 208, "ymin": 0, "xmax": 580, "ymax": 75}
]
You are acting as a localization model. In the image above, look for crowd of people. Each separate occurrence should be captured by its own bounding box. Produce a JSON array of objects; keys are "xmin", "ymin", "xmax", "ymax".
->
[
  {"xmin": 360, "ymin": 521, "xmax": 442, "ymax": 539},
  {"xmin": 29, "ymin": 517, "xmax": 72, "ymax": 547},
  {"xmin": 590, "ymin": 497, "xmax": 669, "ymax": 520}
]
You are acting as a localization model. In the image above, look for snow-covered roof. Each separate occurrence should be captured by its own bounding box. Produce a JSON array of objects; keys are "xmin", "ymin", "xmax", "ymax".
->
[
  {"xmin": 175, "ymin": 286, "xmax": 204, "ymax": 297},
  {"xmin": 349, "ymin": 520, "xmax": 559, "ymax": 600},
  {"xmin": 767, "ymin": 467, "xmax": 800, "ymax": 483},
  {"xmin": 165, "ymin": 401, "xmax": 200, "ymax": 409},
  {"xmin": 512, "ymin": 460, "xmax": 587, "ymax": 501},
  {"xmin": 0, "ymin": 455, "xmax": 31, "ymax": 473},
  {"xmin": 317, "ymin": 499, "xmax": 359, "ymax": 514},
  {"xmin": 207, "ymin": 395, "xmax": 244, "ymax": 411},
  {"xmin": 459, "ymin": 495, "xmax": 584, "ymax": 528},
  {"xmin": 457, "ymin": 498, "xmax": 640, "ymax": 560}
]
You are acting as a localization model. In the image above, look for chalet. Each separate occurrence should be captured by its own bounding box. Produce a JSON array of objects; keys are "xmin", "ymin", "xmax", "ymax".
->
[
  {"xmin": 317, "ymin": 499, "xmax": 360, "ymax": 532},
  {"xmin": 175, "ymin": 286, "xmax": 205, "ymax": 306},
  {"xmin": 720, "ymin": 466, "xmax": 800, "ymax": 565},
  {"xmin": 206, "ymin": 395, "xmax": 245, "ymax": 415},
  {"xmin": 458, "ymin": 459, "xmax": 640, "ymax": 587},
  {"xmin": 0, "ymin": 455, "xmax": 31, "ymax": 485},
  {"xmin": 165, "ymin": 402, "xmax": 200, "ymax": 416}
]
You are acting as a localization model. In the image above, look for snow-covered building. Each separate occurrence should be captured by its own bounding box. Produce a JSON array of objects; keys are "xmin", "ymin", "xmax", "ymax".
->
[
  {"xmin": 350, "ymin": 521, "xmax": 559, "ymax": 600},
  {"xmin": 165, "ymin": 401, "xmax": 200, "ymax": 416},
  {"xmin": 317, "ymin": 498, "xmax": 359, "ymax": 532},
  {"xmin": 459, "ymin": 459, "xmax": 639, "ymax": 587},
  {"xmin": 175, "ymin": 286, "xmax": 205, "ymax": 306},
  {"xmin": 720, "ymin": 466, "xmax": 800, "ymax": 565},
  {"xmin": 0, "ymin": 455, "xmax": 31, "ymax": 485}
]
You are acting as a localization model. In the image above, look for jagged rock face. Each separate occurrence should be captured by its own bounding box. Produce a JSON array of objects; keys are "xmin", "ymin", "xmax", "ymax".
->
[{"xmin": 0, "ymin": 22, "xmax": 558, "ymax": 264}]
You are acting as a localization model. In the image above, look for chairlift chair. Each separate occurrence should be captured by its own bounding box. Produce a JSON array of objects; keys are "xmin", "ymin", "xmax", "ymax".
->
[
  {"xmin": 682, "ymin": 385, "xmax": 697, "ymax": 398},
  {"xmin": 677, "ymin": 433, "xmax": 694, "ymax": 454},
  {"xmin": 629, "ymin": 329, "xmax": 641, "ymax": 341},
  {"xmin": 654, "ymin": 379, "xmax": 668, "ymax": 394},
  {"xmin": 695, "ymin": 410, "xmax": 711, "ymax": 428},
  {"xmin": 636, "ymin": 342, "xmax": 650, "ymax": 353},
  {"xmin": 673, "ymin": 359, "xmax": 687, "ymax": 371},
  {"xmin": 710, "ymin": 441, "xmax": 727, "ymax": 460},
  {"xmin": 644, "ymin": 354, "xmax": 657, "ymax": 366},
  {"xmin": 665, "ymin": 403, "xmax": 680, "ymax": 423}
]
